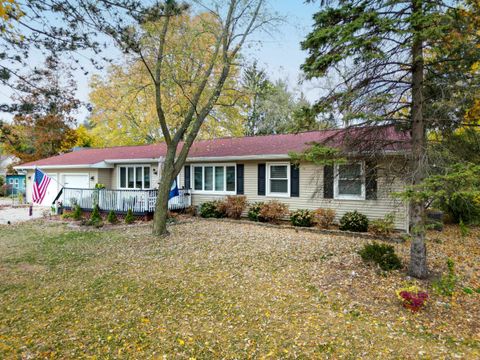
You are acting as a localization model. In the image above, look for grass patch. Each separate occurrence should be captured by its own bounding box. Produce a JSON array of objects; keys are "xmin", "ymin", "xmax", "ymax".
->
[{"xmin": 0, "ymin": 220, "xmax": 479, "ymax": 358}]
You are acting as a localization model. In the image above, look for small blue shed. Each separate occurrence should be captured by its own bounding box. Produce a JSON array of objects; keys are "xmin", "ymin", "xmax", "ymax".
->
[{"xmin": 5, "ymin": 174, "xmax": 26, "ymax": 196}]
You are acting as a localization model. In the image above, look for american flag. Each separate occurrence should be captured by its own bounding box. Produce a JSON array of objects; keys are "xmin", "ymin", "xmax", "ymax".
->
[{"xmin": 32, "ymin": 168, "xmax": 52, "ymax": 204}]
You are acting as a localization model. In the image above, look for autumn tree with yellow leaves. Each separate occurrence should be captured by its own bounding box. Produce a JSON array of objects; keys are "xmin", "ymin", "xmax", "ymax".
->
[{"xmin": 87, "ymin": 13, "xmax": 247, "ymax": 147}]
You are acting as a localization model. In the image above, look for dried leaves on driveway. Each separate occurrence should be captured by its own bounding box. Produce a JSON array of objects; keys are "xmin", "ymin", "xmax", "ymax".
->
[{"xmin": 0, "ymin": 220, "xmax": 478, "ymax": 358}]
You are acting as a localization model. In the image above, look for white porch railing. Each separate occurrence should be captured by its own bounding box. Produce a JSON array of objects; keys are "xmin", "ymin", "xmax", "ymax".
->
[{"xmin": 62, "ymin": 188, "xmax": 191, "ymax": 213}]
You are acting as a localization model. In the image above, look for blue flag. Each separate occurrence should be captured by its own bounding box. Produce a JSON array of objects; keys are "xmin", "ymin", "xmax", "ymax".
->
[{"xmin": 169, "ymin": 179, "xmax": 179, "ymax": 200}]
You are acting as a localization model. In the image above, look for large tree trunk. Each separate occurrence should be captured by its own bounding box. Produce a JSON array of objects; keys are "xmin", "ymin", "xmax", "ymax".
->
[
  {"xmin": 153, "ymin": 150, "xmax": 176, "ymax": 236},
  {"xmin": 408, "ymin": 0, "xmax": 428, "ymax": 279}
]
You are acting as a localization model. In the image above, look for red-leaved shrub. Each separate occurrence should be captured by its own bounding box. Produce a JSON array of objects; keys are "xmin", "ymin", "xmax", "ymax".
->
[
  {"xmin": 223, "ymin": 195, "xmax": 247, "ymax": 219},
  {"xmin": 259, "ymin": 200, "xmax": 288, "ymax": 224}
]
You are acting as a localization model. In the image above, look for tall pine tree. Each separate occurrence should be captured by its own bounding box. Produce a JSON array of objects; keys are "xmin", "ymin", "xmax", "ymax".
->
[{"xmin": 301, "ymin": 0, "xmax": 480, "ymax": 278}]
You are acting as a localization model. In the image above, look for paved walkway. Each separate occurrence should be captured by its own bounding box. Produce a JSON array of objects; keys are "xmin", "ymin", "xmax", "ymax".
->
[{"xmin": 0, "ymin": 204, "xmax": 45, "ymax": 224}]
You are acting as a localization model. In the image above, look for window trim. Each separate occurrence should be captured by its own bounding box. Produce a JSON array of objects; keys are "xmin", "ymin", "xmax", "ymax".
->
[
  {"xmin": 334, "ymin": 161, "xmax": 365, "ymax": 200},
  {"xmin": 118, "ymin": 165, "xmax": 152, "ymax": 190},
  {"xmin": 266, "ymin": 162, "xmax": 290, "ymax": 198},
  {"xmin": 191, "ymin": 163, "xmax": 236, "ymax": 195}
]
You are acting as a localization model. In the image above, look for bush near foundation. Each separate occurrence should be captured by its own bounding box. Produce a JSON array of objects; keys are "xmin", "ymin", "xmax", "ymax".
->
[
  {"xmin": 314, "ymin": 208, "xmax": 336, "ymax": 229},
  {"xmin": 290, "ymin": 209, "xmax": 315, "ymax": 227},
  {"xmin": 258, "ymin": 201, "xmax": 288, "ymax": 224},
  {"xmin": 339, "ymin": 211, "xmax": 369, "ymax": 232}
]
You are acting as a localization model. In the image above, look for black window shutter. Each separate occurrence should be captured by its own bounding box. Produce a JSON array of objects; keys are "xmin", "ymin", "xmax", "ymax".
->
[
  {"xmin": 365, "ymin": 161, "xmax": 377, "ymax": 200},
  {"xmin": 258, "ymin": 163, "xmax": 266, "ymax": 196},
  {"xmin": 290, "ymin": 164, "xmax": 300, "ymax": 197},
  {"xmin": 184, "ymin": 165, "xmax": 191, "ymax": 189},
  {"xmin": 236, "ymin": 164, "xmax": 244, "ymax": 195},
  {"xmin": 323, "ymin": 165, "xmax": 334, "ymax": 199}
]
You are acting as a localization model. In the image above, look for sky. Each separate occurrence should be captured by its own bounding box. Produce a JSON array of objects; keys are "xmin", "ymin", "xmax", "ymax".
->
[
  {"xmin": 251, "ymin": 1, "xmax": 320, "ymax": 98},
  {"xmin": 1, "ymin": 0, "xmax": 321, "ymax": 124},
  {"xmin": 73, "ymin": 0, "xmax": 321, "ymax": 123}
]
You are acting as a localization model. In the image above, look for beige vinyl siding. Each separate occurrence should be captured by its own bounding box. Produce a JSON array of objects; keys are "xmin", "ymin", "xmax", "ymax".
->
[
  {"xmin": 181, "ymin": 160, "xmax": 408, "ymax": 231},
  {"xmin": 97, "ymin": 169, "xmax": 112, "ymax": 188}
]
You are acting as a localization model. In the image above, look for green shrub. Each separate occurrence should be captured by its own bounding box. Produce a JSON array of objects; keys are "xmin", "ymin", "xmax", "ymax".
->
[
  {"xmin": 259, "ymin": 200, "xmax": 289, "ymax": 224},
  {"xmin": 72, "ymin": 204, "xmax": 83, "ymax": 220},
  {"xmin": 369, "ymin": 213, "xmax": 395, "ymax": 236},
  {"xmin": 107, "ymin": 210, "xmax": 118, "ymax": 224},
  {"xmin": 247, "ymin": 202, "xmax": 264, "ymax": 221},
  {"xmin": 339, "ymin": 211, "xmax": 369, "ymax": 232},
  {"xmin": 62, "ymin": 213, "xmax": 73, "ymax": 219},
  {"xmin": 358, "ymin": 242, "xmax": 402, "ymax": 271},
  {"xmin": 85, "ymin": 205, "xmax": 103, "ymax": 227},
  {"xmin": 290, "ymin": 209, "xmax": 315, "ymax": 227},
  {"xmin": 223, "ymin": 196, "xmax": 248, "ymax": 219},
  {"xmin": 199, "ymin": 200, "xmax": 226, "ymax": 218},
  {"xmin": 125, "ymin": 209, "xmax": 135, "ymax": 224},
  {"xmin": 90, "ymin": 204, "xmax": 101, "ymax": 221},
  {"xmin": 433, "ymin": 258, "xmax": 457, "ymax": 296},
  {"xmin": 313, "ymin": 208, "xmax": 336, "ymax": 228}
]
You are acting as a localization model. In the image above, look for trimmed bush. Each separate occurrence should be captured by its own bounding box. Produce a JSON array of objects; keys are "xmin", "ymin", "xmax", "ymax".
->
[
  {"xmin": 90, "ymin": 204, "xmax": 101, "ymax": 221},
  {"xmin": 223, "ymin": 195, "xmax": 247, "ymax": 219},
  {"xmin": 72, "ymin": 204, "xmax": 82, "ymax": 221},
  {"xmin": 107, "ymin": 210, "xmax": 118, "ymax": 224},
  {"xmin": 290, "ymin": 209, "xmax": 315, "ymax": 227},
  {"xmin": 247, "ymin": 202, "xmax": 264, "ymax": 222},
  {"xmin": 314, "ymin": 208, "xmax": 336, "ymax": 229},
  {"xmin": 369, "ymin": 213, "xmax": 395, "ymax": 236},
  {"xmin": 339, "ymin": 210, "xmax": 369, "ymax": 232},
  {"xmin": 259, "ymin": 200, "xmax": 288, "ymax": 224},
  {"xmin": 125, "ymin": 209, "xmax": 135, "ymax": 224},
  {"xmin": 358, "ymin": 242, "xmax": 402, "ymax": 271},
  {"xmin": 86, "ymin": 204, "xmax": 103, "ymax": 227},
  {"xmin": 199, "ymin": 200, "xmax": 226, "ymax": 218}
]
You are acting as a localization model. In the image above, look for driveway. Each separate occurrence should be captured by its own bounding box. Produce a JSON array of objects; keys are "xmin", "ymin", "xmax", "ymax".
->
[{"xmin": 0, "ymin": 204, "xmax": 45, "ymax": 224}]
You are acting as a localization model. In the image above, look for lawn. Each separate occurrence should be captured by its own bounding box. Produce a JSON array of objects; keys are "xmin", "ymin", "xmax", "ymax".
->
[{"xmin": 0, "ymin": 219, "xmax": 479, "ymax": 358}]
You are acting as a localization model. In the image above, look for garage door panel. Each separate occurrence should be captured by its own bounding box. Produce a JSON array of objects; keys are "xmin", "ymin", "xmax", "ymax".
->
[{"xmin": 63, "ymin": 174, "xmax": 90, "ymax": 189}]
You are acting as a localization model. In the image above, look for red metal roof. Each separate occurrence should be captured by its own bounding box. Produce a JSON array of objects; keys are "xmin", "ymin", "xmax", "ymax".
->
[{"xmin": 18, "ymin": 126, "xmax": 410, "ymax": 168}]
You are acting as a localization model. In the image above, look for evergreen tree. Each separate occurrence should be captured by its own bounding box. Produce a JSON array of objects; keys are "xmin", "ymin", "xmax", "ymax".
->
[
  {"xmin": 124, "ymin": 209, "xmax": 135, "ymax": 225},
  {"xmin": 107, "ymin": 210, "xmax": 118, "ymax": 224},
  {"xmin": 301, "ymin": 0, "xmax": 480, "ymax": 278},
  {"xmin": 242, "ymin": 61, "xmax": 271, "ymax": 136}
]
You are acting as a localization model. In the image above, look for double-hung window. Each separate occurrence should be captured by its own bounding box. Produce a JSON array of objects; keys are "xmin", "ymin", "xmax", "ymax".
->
[
  {"xmin": 334, "ymin": 162, "xmax": 365, "ymax": 200},
  {"xmin": 119, "ymin": 165, "xmax": 151, "ymax": 189},
  {"xmin": 267, "ymin": 163, "xmax": 290, "ymax": 197},
  {"xmin": 192, "ymin": 164, "xmax": 236, "ymax": 193}
]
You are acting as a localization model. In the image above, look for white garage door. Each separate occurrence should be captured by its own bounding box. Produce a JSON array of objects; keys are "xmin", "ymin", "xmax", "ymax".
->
[{"xmin": 63, "ymin": 174, "xmax": 90, "ymax": 189}]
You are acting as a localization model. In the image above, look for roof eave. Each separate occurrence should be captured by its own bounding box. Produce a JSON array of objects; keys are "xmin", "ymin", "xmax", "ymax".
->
[
  {"xmin": 13, "ymin": 161, "xmax": 114, "ymax": 170},
  {"xmin": 103, "ymin": 158, "xmax": 161, "ymax": 164}
]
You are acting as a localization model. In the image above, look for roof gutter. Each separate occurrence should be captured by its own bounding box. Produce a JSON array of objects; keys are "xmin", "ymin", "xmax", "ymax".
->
[
  {"xmin": 13, "ymin": 162, "xmax": 114, "ymax": 170},
  {"xmin": 185, "ymin": 154, "xmax": 291, "ymax": 162},
  {"xmin": 104, "ymin": 158, "xmax": 160, "ymax": 164}
]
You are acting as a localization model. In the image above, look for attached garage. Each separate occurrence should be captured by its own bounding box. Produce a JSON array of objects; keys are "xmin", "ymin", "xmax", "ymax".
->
[
  {"xmin": 62, "ymin": 174, "xmax": 90, "ymax": 189},
  {"xmin": 23, "ymin": 169, "xmax": 96, "ymax": 205}
]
